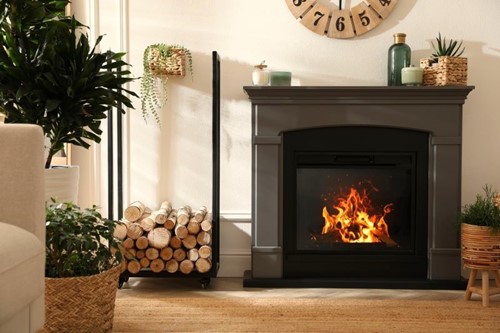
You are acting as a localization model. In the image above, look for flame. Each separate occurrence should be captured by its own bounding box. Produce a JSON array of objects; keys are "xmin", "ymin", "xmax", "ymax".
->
[{"xmin": 321, "ymin": 187, "xmax": 395, "ymax": 244}]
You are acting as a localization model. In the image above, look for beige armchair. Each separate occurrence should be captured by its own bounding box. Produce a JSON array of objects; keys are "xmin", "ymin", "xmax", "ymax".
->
[{"xmin": 0, "ymin": 124, "xmax": 45, "ymax": 333}]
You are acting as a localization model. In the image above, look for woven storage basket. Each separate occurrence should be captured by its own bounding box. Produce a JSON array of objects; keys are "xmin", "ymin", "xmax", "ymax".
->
[
  {"xmin": 41, "ymin": 265, "xmax": 121, "ymax": 333},
  {"xmin": 148, "ymin": 47, "xmax": 186, "ymax": 77},
  {"xmin": 420, "ymin": 56, "xmax": 467, "ymax": 86},
  {"xmin": 462, "ymin": 223, "xmax": 500, "ymax": 270}
]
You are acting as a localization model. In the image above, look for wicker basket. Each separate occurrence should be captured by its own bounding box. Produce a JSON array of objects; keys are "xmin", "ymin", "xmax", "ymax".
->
[
  {"xmin": 462, "ymin": 223, "xmax": 500, "ymax": 270},
  {"xmin": 420, "ymin": 56, "xmax": 467, "ymax": 86},
  {"xmin": 41, "ymin": 265, "xmax": 121, "ymax": 333},
  {"xmin": 148, "ymin": 47, "xmax": 186, "ymax": 77}
]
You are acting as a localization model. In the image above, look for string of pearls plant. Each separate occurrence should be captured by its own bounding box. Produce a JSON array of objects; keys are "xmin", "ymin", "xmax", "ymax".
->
[{"xmin": 141, "ymin": 44, "xmax": 193, "ymax": 125}]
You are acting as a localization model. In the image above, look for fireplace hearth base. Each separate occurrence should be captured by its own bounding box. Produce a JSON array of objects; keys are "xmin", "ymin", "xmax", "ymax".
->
[{"xmin": 243, "ymin": 270, "xmax": 467, "ymax": 289}]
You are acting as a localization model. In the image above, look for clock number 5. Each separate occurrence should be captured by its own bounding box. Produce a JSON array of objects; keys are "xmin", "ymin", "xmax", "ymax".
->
[{"xmin": 358, "ymin": 10, "xmax": 370, "ymax": 26}]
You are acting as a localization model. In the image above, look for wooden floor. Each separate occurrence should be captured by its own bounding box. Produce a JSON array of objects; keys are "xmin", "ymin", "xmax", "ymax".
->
[{"xmin": 115, "ymin": 277, "xmax": 495, "ymax": 302}]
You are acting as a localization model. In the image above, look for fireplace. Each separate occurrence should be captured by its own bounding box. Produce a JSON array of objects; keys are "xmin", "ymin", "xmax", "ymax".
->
[{"xmin": 243, "ymin": 86, "xmax": 474, "ymax": 288}]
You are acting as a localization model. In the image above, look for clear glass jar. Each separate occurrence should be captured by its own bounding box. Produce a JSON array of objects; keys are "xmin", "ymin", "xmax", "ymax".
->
[{"xmin": 252, "ymin": 61, "xmax": 270, "ymax": 86}]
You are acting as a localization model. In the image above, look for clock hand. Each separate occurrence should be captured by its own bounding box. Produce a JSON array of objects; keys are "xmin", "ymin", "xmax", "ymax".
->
[{"xmin": 339, "ymin": 0, "xmax": 342, "ymax": 10}]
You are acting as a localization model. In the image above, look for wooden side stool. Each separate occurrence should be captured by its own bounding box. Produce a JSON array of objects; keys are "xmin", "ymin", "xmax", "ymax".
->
[{"xmin": 465, "ymin": 269, "xmax": 500, "ymax": 307}]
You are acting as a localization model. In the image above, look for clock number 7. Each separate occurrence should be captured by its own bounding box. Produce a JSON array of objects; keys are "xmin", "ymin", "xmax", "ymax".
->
[
  {"xmin": 314, "ymin": 11, "xmax": 325, "ymax": 26},
  {"xmin": 293, "ymin": 0, "xmax": 306, "ymax": 6},
  {"xmin": 358, "ymin": 10, "xmax": 370, "ymax": 26}
]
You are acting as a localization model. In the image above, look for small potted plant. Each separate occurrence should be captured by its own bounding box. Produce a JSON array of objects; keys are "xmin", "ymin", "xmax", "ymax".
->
[
  {"xmin": 420, "ymin": 33, "xmax": 467, "ymax": 86},
  {"xmin": 141, "ymin": 43, "xmax": 193, "ymax": 124},
  {"xmin": 44, "ymin": 201, "xmax": 124, "ymax": 331},
  {"xmin": 459, "ymin": 185, "xmax": 500, "ymax": 307}
]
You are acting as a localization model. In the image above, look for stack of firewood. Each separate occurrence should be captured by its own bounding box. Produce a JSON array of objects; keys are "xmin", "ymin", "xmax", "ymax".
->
[{"xmin": 114, "ymin": 201, "xmax": 212, "ymax": 275}]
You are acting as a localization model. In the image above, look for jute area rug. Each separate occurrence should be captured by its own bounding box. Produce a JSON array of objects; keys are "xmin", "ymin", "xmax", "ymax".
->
[{"xmin": 113, "ymin": 295, "xmax": 500, "ymax": 332}]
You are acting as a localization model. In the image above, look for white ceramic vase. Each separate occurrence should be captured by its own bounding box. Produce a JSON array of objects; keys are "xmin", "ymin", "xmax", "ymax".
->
[{"xmin": 45, "ymin": 165, "xmax": 79, "ymax": 204}]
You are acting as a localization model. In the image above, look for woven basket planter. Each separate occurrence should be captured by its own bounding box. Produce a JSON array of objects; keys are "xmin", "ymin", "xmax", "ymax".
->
[
  {"xmin": 41, "ymin": 265, "xmax": 121, "ymax": 333},
  {"xmin": 462, "ymin": 223, "xmax": 500, "ymax": 270},
  {"xmin": 148, "ymin": 47, "xmax": 186, "ymax": 77},
  {"xmin": 420, "ymin": 56, "xmax": 467, "ymax": 86}
]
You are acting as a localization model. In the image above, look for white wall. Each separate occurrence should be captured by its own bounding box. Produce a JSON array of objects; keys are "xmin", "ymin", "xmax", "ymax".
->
[{"xmin": 75, "ymin": 0, "xmax": 500, "ymax": 277}]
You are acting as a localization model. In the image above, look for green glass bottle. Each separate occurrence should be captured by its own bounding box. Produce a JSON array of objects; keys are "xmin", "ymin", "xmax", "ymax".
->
[{"xmin": 388, "ymin": 33, "xmax": 411, "ymax": 86}]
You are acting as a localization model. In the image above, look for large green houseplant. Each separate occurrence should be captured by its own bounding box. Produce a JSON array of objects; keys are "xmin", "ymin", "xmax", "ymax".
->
[
  {"xmin": 0, "ymin": 0, "xmax": 138, "ymax": 168},
  {"xmin": 44, "ymin": 201, "xmax": 124, "ymax": 331}
]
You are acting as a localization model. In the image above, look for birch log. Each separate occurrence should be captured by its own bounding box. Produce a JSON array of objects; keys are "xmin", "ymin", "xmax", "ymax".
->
[
  {"xmin": 140, "ymin": 216, "xmax": 156, "ymax": 232},
  {"xmin": 150, "ymin": 258, "xmax": 165, "ymax": 273},
  {"xmin": 165, "ymin": 259, "xmax": 179, "ymax": 273},
  {"xmin": 187, "ymin": 219, "xmax": 201, "ymax": 235},
  {"xmin": 124, "ymin": 201, "xmax": 146, "ymax": 222},
  {"xmin": 182, "ymin": 234, "xmax": 197, "ymax": 249},
  {"xmin": 193, "ymin": 206, "xmax": 208, "ymax": 222},
  {"xmin": 169, "ymin": 236, "xmax": 182, "ymax": 249},
  {"xmin": 177, "ymin": 205, "xmax": 192, "ymax": 226},
  {"xmin": 147, "ymin": 227, "xmax": 171, "ymax": 249},
  {"xmin": 126, "ymin": 222, "xmax": 143, "ymax": 240},
  {"xmin": 135, "ymin": 236, "xmax": 149, "ymax": 250},
  {"xmin": 145, "ymin": 247, "xmax": 159, "ymax": 260},
  {"xmin": 200, "ymin": 214, "xmax": 213, "ymax": 232},
  {"xmin": 165, "ymin": 209, "xmax": 177, "ymax": 230},
  {"xmin": 197, "ymin": 231, "xmax": 212, "ymax": 246},
  {"xmin": 160, "ymin": 247, "xmax": 173, "ymax": 261},
  {"xmin": 154, "ymin": 201, "xmax": 172, "ymax": 225},
  {"xmin": 173, "ymin": 248, "xmax": 186, "ymax": 262},
  {"xmin": 187, "ymin": 248, "xmax": 199, "ymax": 262},
  {"xmin": 139, "ymin": 257, "xmax": 150, "ymax": 268},
  {"xmin": 198, "ymin": 245, "xmax": 212, "ymax": 259},
  {"xmin": 127, "ymin": 260, "xmax": 141, "ymax": 274},
  {"xmin": 195, "ymin": 258, "xmax": 212, "ymax": 273},
  {"xmin": 179, "ymin": 259, "xmax": 194, "ymax": 274}
]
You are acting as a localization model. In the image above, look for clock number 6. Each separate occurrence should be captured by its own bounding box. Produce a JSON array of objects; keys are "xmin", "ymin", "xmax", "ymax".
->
[
  {"xmin": 335, "ymin": 16, "xmax": 345, "ymax": 32},
  {"xmin": 293, "ymin": 0, "xmax": 306, "ymax": 6},
  {"xmin": 358, "ymin": 10, "xmax": 370, "ymax": 26}
]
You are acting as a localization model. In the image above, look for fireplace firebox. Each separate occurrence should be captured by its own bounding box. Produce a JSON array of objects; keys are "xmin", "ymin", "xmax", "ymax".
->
[
  {"xmin": 283, "ymin": 126, "xmax": 428, "ymax": 279},
  {"xmin": 243, "ymin": 86, "xmax": 474, "ymax": 288}
]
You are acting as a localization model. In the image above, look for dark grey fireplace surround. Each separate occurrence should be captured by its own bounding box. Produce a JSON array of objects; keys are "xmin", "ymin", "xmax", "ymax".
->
[{"xmin": 243, "ymin": 86, "xmax": 474, "ymax": 288}]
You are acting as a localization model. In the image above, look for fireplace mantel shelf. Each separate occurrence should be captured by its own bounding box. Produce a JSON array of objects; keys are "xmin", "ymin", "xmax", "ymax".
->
[{"xmin": 244, "ymin": 85, "xmax": 475, "ymax": 104}]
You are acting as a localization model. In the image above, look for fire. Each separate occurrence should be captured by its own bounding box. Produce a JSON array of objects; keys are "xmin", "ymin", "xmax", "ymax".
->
[{"xmin": 321, "ymin": 187, "xmax": 395, "ymax": 245}]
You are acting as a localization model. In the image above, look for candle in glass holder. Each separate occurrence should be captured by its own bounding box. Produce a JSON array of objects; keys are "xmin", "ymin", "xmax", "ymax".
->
[
  {"xmin": 270, "ymin": 71, "xmax": 292, "ymax": 86},
  {"xmin": 401, "ymin": 65, "xmax": 423, "ymax": 86}
]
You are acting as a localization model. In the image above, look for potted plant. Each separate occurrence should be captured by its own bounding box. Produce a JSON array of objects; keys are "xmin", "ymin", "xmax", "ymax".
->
[
  {"xmin": 0, "ymin": 0, "xmax": 138, "ymax": 203},
  {"xmin": 141, "ymin": 43, "xmax": 193, "ymax": 124},
  {"xmin": 420, "ymin": 33, "xmax": 467, "ymax": 86},
  {"xmin": 44, "ymin": 201, "xmax": 124, "ymax": 331},
  {"xmin": 459, "ymin": 185, "xmax": 500, "ymax": 307}
]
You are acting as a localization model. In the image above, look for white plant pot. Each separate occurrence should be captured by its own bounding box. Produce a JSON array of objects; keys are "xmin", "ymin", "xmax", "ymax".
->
[{"xmin": 45, "ymin": 165, "xmax": 79, "ymax": 204}]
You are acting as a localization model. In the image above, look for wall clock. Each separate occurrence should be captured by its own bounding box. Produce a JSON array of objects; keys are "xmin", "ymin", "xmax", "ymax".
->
[{"xmin": 285, "ymin": 0, "xmax": 398, "ymax": 39}]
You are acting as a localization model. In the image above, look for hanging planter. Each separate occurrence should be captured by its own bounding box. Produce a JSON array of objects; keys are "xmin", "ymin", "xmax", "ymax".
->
[{"xmin": 141, "ymin": 44, "xmax": 193, "ymax": 124}]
